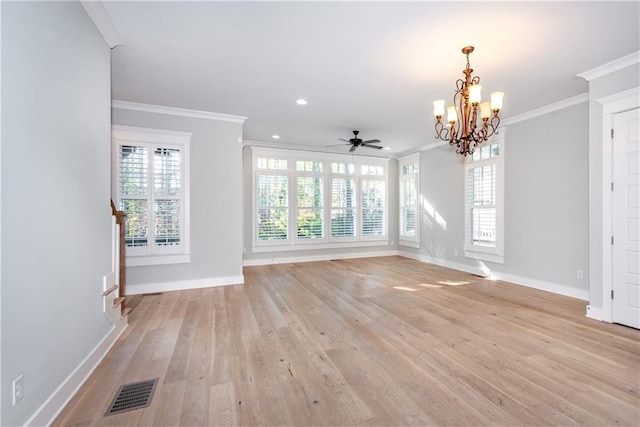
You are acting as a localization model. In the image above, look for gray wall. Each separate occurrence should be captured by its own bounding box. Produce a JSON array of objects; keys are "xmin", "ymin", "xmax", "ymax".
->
[
  {"xmin": 403, "ymin": 102, "xmax": 590, "ymax": 298},
  {"xmin": 112, "ymin": 108, "xmax": 244, "ymax": 291},
  {"xmin": 242, "ymin": 145, "xmax": 399, "ymax": 264},
  {"xmin": 587, "ymin": 64, "xmax": 640, "ymax": 310},
  {"xmin": 1, "ymin": 2, "xmax": 113, "ymax": 425}
]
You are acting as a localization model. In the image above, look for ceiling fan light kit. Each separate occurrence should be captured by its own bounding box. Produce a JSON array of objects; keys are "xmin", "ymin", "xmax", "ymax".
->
[{"xmin": 433, "ymin": 46, "xmax": 504, "ymax": 157}]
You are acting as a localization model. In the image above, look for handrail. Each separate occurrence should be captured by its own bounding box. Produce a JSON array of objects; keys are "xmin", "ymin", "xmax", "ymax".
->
[{"xmin": 102, "ymin": 284, "xmax": 118, "ymax": 297}]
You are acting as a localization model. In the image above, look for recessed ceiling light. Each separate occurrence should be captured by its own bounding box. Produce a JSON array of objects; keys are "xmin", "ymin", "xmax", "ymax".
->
[
  {"xmin": 272, "ymin": 135, "xmax": 280, "ymax": 139},
  {"xmin": 384, "ymin": 147, "xmax": 391, "ymax": 150},
  {"xmin": 296, "ymin": 99, "xmax": 307, "ymax": 105}
]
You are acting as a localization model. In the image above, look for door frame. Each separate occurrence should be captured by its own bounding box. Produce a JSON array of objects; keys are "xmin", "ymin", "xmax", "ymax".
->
[{"xmin": 596, "ymin": 87, "xmax": 640, "ymax": 322}]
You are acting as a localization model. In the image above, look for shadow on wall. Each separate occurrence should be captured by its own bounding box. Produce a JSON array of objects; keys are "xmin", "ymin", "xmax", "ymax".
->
[{"xmin": 417, "ymin": 193, "xmax": 497, "ymax": 280}]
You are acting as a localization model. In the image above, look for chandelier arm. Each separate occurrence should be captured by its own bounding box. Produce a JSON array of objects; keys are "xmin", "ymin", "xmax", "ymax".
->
[
  {"xmin": 486, "ymin": 115, "xmax": 501, "ymax": 138},
  {"xmin": 434, "ymin": 120, "xmax": 450, "ymax": 141}
]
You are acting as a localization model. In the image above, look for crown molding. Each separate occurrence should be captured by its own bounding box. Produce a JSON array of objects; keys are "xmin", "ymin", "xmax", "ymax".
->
[
  {"xmin": 501, "ymin": 92, "xmax": 588, "ymax": 126},
  {"xmin": 112, "ymin": 100, "xmax": 248, "ymax": 124},
  {"xmin": 243, "ymin": 139, "xmax": 395, "ymax": 158},
  {"xmin": 577, "ymin": 51, "xmax": 640, "ymax": 82},
  {"xmin": 80, "ymin": 1, "xmax": 123, "ymax": 48}
]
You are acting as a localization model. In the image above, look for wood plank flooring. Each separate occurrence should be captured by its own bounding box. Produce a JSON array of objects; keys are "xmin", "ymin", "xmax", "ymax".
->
[{"xmin": 53, "ymin": 256, "xmax": 640, "ymax": 426}]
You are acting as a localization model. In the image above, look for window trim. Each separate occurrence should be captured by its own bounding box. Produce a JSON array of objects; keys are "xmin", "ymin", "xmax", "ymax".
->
[
  {"xmin": 252, "ymin": 147, "xmax": 389, "ymax": 251},
  {"xmin": 112, "ymin": 125, "xmax": 191, "ymax": 267},
  {"xmin": 399, "ymin": 153, "xmax": 420, "ymax": 248},
  {"xmin": 464, "ymin": 131, "xmax": 505, "ymax": 264}
]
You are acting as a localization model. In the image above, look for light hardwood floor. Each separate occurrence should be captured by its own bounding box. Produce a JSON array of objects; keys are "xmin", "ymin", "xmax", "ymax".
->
[{"xmin": 54, "ymin": 256, "xmax": 640, "ymax": 426}]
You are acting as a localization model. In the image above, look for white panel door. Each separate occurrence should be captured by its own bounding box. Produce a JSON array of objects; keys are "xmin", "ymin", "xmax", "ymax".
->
[{"xmin": 612, "ymin": 107, "xmax": 640, "ymax": 329}]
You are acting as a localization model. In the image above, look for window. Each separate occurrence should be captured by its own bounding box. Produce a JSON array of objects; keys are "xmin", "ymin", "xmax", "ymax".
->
[
  {"xmin": 256, "ymin": 157, "xmax": 288, "ymax": 243},
  {"xmin": 112, "ymin": 126, "xmax": 191, "ymax": 266},
  {"xmin": 464, "ymin": 132, "xmax": 505, "ymax": 263},
  {"xmin": 330, "ymin": 162, "xmax": 358, "ymax": 239},
  {"xmin": 399, "ymin": 153, "xmax": 420, "ymax": 247},
  {"xmin": 253, "ymin": 148, "xmax": 388, "ymax": 251},
  {"xmin": 296, "ymin": 160, "xmax": 324, "ymax": 242}
]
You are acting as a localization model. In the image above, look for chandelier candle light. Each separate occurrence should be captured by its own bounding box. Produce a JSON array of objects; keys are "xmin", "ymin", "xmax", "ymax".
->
[{"xmin": 433, "ymin": 46, "xmax": 504, "ymax": 156}]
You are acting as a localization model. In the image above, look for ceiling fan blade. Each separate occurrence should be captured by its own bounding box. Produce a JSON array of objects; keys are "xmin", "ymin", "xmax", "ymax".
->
[
  {"xmin": 349, "ymin": 145, "xmax": 357, "ymax": 152},
  {"xmin": 362, "ymin": 139, "xmax": 381, "ymax": 144},
  {"xmin": 326, "ymin": 143, "xmax": 350, "ymax": 147},
  {"xmin": 338, "ymin": 138, "xmax": 351, "ymax": 142},
  {"xmin": 363, "ymin": 145, "xmax": 383, "ymax": 150}
]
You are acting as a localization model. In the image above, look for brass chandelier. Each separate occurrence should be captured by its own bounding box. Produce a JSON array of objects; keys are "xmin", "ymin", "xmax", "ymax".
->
[{"xmin": 433, "ymin": 46, "xmax": 504, "ymax": 156}]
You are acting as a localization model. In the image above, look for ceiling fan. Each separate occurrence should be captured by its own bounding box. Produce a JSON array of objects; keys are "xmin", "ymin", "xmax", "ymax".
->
[{"xmin": 328, "ymin": 130, "xmax": 383, "ymax": 152}]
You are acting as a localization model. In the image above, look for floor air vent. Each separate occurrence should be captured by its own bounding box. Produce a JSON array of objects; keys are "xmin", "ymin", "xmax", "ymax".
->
[{"xmin": 105, "ymin": 378, "xmax": 158, "ymax": 416}]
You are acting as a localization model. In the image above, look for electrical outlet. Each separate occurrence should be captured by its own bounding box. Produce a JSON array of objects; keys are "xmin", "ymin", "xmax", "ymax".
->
[
  {"xmin": 12, "ymin": 374, "xmax": 24, "ymax": 405},
  {"xmin": 576, "ymin": 270, "xmax": 584, "ymax": 280}
]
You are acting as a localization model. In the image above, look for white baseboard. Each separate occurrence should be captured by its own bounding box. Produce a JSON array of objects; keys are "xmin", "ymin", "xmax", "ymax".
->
[
  {"xmin": 398, "ymin": 251, "xmax": 589, "ymax": 301},
  {"xmin": 25, "ymin": 321, "xmax": 128, "ymax": 427},
  {"xmin": 126, "ymin": 275, "xmax": 245, "ymax": 295},
  {"xmin": 398, "ymin": 250, "xmax": 486, "ymax": 276},
  {"xmin": 494, "ymin": 271, "xmax": 588, "ymax": 301},
  {"xmin": 585, "ymin": 305, "xmax": 605, "ymax": 321},
  {"xmin": 243, "ymin": 250, "xmax": 399, "ymax": 266}
]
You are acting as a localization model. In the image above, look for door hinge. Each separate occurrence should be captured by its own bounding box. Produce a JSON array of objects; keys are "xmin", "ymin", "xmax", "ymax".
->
[
  {"xmin": 611, "ymin": 128, "xmax": 614, "ymax": 139},
  {"xmin": 611, "ymin": 236, "xmax": 614, "ymax": 245},
  {"xmin": 611, "ymin": 182, "xmax": 614, "ymax": 191},
  {"xmin": 611, "ymin": 290, "xmax": 614, "ymax": 299}
]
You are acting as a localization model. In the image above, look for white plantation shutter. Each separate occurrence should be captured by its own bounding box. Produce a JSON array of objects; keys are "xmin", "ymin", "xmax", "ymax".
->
[
  {"xmin": 296, "ymin": 176, "xmax": 324, "ymax": 239},
  {"xmin": 399, "ymin": 155, "xmax": 419, "ymax": 243},
  {"xmin": 119, "ymin": 145, "xmax": 149, "ymax": 247},
  {"xmin": 252, "ymin": 148, "xmax": 388, "ymax": 249},
  {"xmin": 467, "ymin": 164, "xmax": 497, "ymax": 245},
  {"xmin": 257, "ymin": 174, "xmax": 289, "ymax": 241},
  {"xmin": 154, "ymin": 148, "xmax": 181, "ymax": 246},
  {"xmin": 331, "ymin": 178, "xmax": 357, "ymax": 238},
  {"xmin": 464, "ymin": 135, "xmax": 505, "ymax": 264},
  {"xmin": 362, "ymin": 179, "xmax": 385, "ymax": 236},
  {"xmin": 113, "ymin": 126, "xmax": 191, "ymax": 265}
]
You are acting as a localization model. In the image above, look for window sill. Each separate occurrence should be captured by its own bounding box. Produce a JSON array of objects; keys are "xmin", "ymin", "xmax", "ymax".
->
[
  {"xmin": 126, "ymin": 253, "xmax": 191, "ymax": 267},
  {"xmin": 399, "ymin": 240, "xmax": 420, "ymax": 249},
  {"xmin": 464, "ymin": 249, "xmax": 504, "ymax": 264},
  {"xmin": 253, "ymin": 240, "xmax": 389, "ymax": 253}
]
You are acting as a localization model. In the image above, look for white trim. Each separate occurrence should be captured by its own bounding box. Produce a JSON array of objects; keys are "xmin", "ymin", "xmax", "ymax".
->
[
  {"xmin": 585, "ymin": 305, "xmax": 605, "ymax": 322},
  {"xmin": 494, "ymin": 271, "xmax": 588, "ymax": 301},
  {"xmin": 251, "ymin": 147, "xmax": 389, "ymax": 251},
  {"xmin": 243, "ymin": 250, "xmax": 398, "ymax": 266},
  {"xmin": 25, "ymin": 322, "xmax": 128, "ymax": 427},
  {"xmin": 126, "ymin": 275, "xmax": 245, "ymax": 295},
  {"xmin": 577, "ymin": 51, "xmax": 640, "ymax": 82},
  {"xmin": 244, "ymin": 139, "xmax": 394, "ymax": 159},
  {"xmin": 399, "ymin": 153, "xmax": 421, "ymax": 247},
  {"xmin": 464, "ymin": 250, "xmax": 504, "ymax": 265},
  {"xmin": 594, "ymin": 87, "xmax": 640, "ymax": 323},
  {"xmin": 112, "ymin": 100, "xmax": 247, "ymax": 123},
  {"xmin": 252, "ymin": 240, "xmax": 389, "ymax": 253},
  {"xmin": 112, "ymin": 125, "xmax": 192, "ymax": 143},
  {"xmin": 80, "ymin": 1, "xmax": 123, "ymax": 48},
  {"xmin": 464, "ymin": 132, "xmax": 505, "ymax": 264},
  {"xmin": 112, "ymin": 125, "xmax": 192, "ymax": 263},
  {"xmin": 399, "ymin": 240, "xmax": 420, "ymax": 249},
  {"xmin": 126, "ymin": 253, "xmax": 191, "ymax": 267},
  {"xmin": 398, "ymin": 251, "xmax": 588, "ymax": 301},
  {"xmin": 501, "ymin": 93, "xmax": 589, "ymax": 126},
  {"xmin": 598, "ymin": 87, "xmax": 640, "ymax": 114}
]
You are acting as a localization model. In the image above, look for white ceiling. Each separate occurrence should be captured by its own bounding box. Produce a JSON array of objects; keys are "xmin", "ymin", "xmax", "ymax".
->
[{"xmin": 103, "ymin": 1, "xmax": 640, "ymax": 156}]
